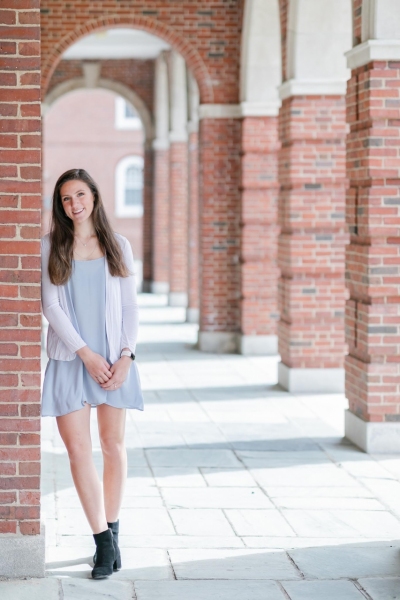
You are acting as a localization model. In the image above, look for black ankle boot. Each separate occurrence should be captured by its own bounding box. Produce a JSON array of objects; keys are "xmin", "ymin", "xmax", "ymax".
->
[
  {"xmin": 92, "ymin": 528, "xmax": 116, "ymax": 579},
  {"xmin": 108, "ymin": 520, "xmax": 121, "ymax": 571},
  {"xmin": 93, "ymin": 520, "xmax": 121, "ymax": 571}
]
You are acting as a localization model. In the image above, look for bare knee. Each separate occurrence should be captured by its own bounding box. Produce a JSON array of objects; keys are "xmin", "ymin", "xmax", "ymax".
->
[
  {"xmin": 65, "ymin": 439, "xmax": 92, "ymax": 464},
  {"xmin": 100, "ymin": 436, "xmax": 125, "ymax": 460}
]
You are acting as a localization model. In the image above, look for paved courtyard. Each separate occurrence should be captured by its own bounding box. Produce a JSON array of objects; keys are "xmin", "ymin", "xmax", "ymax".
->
[{"xmin": 2, "ymin": 294, "xmax": 400, "ymax": 598}]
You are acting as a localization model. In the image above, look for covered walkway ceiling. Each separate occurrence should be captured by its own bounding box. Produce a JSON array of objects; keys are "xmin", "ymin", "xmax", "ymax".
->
[{"xmin": 63, "ymin": 28, "xmax": 171, "ymax": 60}]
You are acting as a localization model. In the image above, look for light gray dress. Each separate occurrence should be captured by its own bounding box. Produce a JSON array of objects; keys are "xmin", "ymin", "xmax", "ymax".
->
[{"xmin": 41, "ymin": 257, "xmax": 144, "ymax": 417}]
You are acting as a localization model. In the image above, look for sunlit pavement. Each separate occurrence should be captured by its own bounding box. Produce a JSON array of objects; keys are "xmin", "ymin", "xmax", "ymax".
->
[{"xmin": 2, "ymin": 294, "xmax": 400, "ymax": 598}]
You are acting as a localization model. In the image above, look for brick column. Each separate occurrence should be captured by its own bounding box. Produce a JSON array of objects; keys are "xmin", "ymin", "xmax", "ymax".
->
[
  {"xmin": 345, "ymin": 49, "xmax": 400, "ymax": 452},
  {"xmin": 277, "ymin": 93, "xmax": 348, "ymax": 391},
  {"xmin": 186, "ymin": 72, "xmax": 200, "ymax": 323},
  {"xmin": 198, "ymin": 108, "xmax": 242, "ymax": 352},
  {"xmin": 187, "ymin": 129, "xmax": 200, "ymax": 323},
  {"xmin": 168, "ymin": 51, "xmax": 189, "ymax": 307},
  {"xmin": 238, "ymin": 115, "xmax": 279, "ymax": 355},
  {"xmin": 0, "ymin": 0, "xmax": 44, "ymax": 576},
  {"xmin": 151, "ymin": 53, "xmax": 170, "ymax": 294},
  {"xmin": 142, "ymin": 143, "xmax": 153, "ymax": 292}
]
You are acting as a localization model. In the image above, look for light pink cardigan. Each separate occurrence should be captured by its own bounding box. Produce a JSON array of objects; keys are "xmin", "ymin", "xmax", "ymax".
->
[{"xmin": 41, "ymin": 233, "xmax": 139, "ymax": 363}]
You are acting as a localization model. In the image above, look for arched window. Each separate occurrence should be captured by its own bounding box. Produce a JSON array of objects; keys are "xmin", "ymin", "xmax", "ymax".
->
[{"xmin": 115, "ymin": 156, "xmax": 144, "ymax": 218}]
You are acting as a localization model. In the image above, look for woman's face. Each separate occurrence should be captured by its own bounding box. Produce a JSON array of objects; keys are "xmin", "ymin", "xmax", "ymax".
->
[{"xmin": 59, "ymin": 179, "xmax": 95, "ymax": 225}]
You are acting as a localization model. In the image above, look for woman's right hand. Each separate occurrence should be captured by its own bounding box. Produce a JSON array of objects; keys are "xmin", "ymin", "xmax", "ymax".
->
[{"xmin": 77, "ymin": 345, "xmax": 112, "ymax": 384}]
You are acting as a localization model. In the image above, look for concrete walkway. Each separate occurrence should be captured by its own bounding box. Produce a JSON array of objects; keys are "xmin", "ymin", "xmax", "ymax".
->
[{"xmin": 2, "ymin": 294, "xmax": 400, "ymax": 598}]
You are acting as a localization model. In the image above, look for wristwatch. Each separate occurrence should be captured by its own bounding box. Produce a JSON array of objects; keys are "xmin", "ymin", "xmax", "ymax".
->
[{"xmin": 120, "ymin": 350, "xmax": 135, "ymax": 361}]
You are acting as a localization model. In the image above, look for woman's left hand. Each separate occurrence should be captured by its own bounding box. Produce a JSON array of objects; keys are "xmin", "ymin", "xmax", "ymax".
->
[{"xmin": 100, "ymin": 356, "xmax": 132, "ymax": 391}]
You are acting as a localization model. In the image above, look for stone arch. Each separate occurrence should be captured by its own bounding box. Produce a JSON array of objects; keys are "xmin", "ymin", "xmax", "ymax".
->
[
  {"xmin": 361, "ymin": 0, "xmax": 400, "ymax": 41},
  {"xmin": 240, "ymin": 0, "xmax": 282, "ymax": 115},
  {"xmin": 41, "ymin": 16, "xmax": 214, "ymax": 103},
  {"xmin": 286, "ymin": 0, "xmax": 352, "ymax": 86},
  {"xmin": 43, "ymin": 77, "xmax": 154, "ymax": 146}
]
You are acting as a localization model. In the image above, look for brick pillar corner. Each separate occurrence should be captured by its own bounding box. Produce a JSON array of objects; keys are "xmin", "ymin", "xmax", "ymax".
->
[
  {"xmin": 344, "ymin": 57, "xmax": 400, "ymax": 452},
  {"xmin": 0, "ymin": 0, "xmax": 45, "ymax": 577},
  {"xmin": 239, "ymin": 115, "xmax": 280, "ymax": 356},
  {"xmin": 277, "ymin": 93, "xmax": 348, "ymax": 392},
  {"xmin": 198, "ymin": 113, "xmax": 242, "ymax": 353}
]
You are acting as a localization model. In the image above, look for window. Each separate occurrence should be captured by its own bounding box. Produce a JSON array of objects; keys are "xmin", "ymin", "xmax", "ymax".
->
[
  {"xmin": 115, "ymin": 156, "xmax": 144, "ymax": 218},
  {"xmin": 115, "ymin": 97, "xmax": 142, "ymax": 130}
]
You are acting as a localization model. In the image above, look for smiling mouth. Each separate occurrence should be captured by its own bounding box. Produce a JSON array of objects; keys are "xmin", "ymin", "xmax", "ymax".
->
[{"xmin": 72, "ymin": 208, "xmax": 84, "ymax": 215}]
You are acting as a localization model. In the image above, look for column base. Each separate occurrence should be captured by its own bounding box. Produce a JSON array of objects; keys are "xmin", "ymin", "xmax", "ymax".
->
[
  {"xmin": 345, "ymin": 410, "xmax": 400, "ymax": 453},
  {"xmin": 238, "ymin": 334, "xmax": 278, "ymax": 356},
  {"xmin": 0, "ymin": 531, "xmax": 45, "ymax": 577},
  {"xmin": 278, "ymin": 363, "xmax": 345, "ymax": 393},
  {"xmin": 169, "ymin": 292, "xmax": 188, "ymax": 307},
  {"xmin": 151, "ymin": 281, "xmax": 169, "ymax": 294},
  {"xmin": 186, "ymin": 307, "xmax": 199, "ymax": 323},
  {"xmin": 198, "ymin": 331, "xmax": 237, "ymax": 353},
  {"xmin": 141, "ymin": 280, "xmax": 152, "ymax": 293}
]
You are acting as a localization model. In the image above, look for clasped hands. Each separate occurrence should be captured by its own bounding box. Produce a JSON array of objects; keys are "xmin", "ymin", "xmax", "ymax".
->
[{"xmin": 76, "ymin": 345, "xmax": 131, "ymax": 390}]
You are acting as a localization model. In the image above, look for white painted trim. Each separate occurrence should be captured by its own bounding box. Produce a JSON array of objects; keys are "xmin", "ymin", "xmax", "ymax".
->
[
  {"xmin": 115, "ymin": 96, "xmax": 142, "ymax": 130},
  {"xmin": 169, "ymin": 131, "xmax": 188, "ymax": 143},
  {"xmin": 186, "ymin": 307, "xmax": 199, "ymax": 323},
  {"xmin": 198, "ymin": 331, "xmax": 238, "ymax": 353},
  {"xmin": 199, "ymin": 104, "xmax": 242, "ymax": 119},
  {"xmin": 238, "ymin": 334, "xmax": 278, "ymax": 356},
  {"xmin": 152, "ymin": 138, "xmax": 170, "ymax": 151},
  {"xmin": 168, "ymin": 292, "xmax": 188, "ymax": 307},
  {"xmin": 345, "ymin": 409, "xmax": 400, "ymax": 453},
  {"xmin": 278, "ymin": 79, "xmax": 347, "ymax": 100},
  {"xmin": 151, "ymin": 281, "xmax": 170, "ymax": 294},
  {"xmin": 115, "ymin": 155, "xmax": 144, "ymax": 219},
  {"xmin": 241, "ymin": 101, "xmax": 280, "ymax": 117},
  {"xmin": 278, "ymin": 363, "xmax": 345, "ymax": 393},
  {"xmin": 346, "ymin": 39, "xmax": 400, "ymax": 69},
  {"xmin": 82, "ymin": 62, "xmax": 101, "ymax": 88}
]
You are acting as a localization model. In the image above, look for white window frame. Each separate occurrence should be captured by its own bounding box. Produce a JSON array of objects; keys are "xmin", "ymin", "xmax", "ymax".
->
[
  {"xmin": 115, "ymin": 155, "xmax": 144, "ymax": 218},
  {"xmin": 115, "ymin": 97, "xmax": 142, "ymax": 130}
]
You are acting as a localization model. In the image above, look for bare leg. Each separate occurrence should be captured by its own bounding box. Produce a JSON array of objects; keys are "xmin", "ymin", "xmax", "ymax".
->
[
  {"xmin": 97, "ymin": 403, "xmax": 127, "ymax": 523},
  {"xmin": 56, "ymin": 403, "xmax": 108, "ymax": 534}
]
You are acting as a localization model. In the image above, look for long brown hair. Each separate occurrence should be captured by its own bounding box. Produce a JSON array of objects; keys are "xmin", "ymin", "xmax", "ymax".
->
[{"xmin": 48, "ymin": 169, "xmax": 130, "ymax": 285}]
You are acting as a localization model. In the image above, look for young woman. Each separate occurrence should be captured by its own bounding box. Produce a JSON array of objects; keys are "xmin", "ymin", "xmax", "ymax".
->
[{"xmin": 41, "ymin": 169, "xmax": 144, "ymax": 579}]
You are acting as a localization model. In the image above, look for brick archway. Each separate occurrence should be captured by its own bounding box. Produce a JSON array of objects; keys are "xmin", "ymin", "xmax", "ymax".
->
[
  {"xmin": 44, "ymin": 77, "xmax": 155, "ymax": 145},
  {"xmin": 41, "ymin": 16, "xmax": 214, "ymax": 103}
]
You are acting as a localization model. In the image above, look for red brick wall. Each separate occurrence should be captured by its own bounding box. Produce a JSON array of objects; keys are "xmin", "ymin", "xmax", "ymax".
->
[
  {"xmin": 0, "ymin": 1, "xmax": 42, "ymax": 536},
  {"xmin": 152, "ymin": 147, "xmax": 170, "ymax": 287},
  {"xmin": 346, "ymin": 61, "xmax": 400, "ymax": 422},
  {"xmin": 47, "ymin": 59, "xmax": 155, "ymax": 119},
  {"xmin": 169, "ymin": 141, "xmax": 189, "ymax": 296},
  {"xmin": 241, "ymin": 116, "xmax": 279, "ymax": 337},
  {"xmin": 278, "ymin": 96, "xmax": 348, "ymax": 369},
  {"xmin": 199, "ymin": 118, "xmax": 242, "ymax": 332},
  {"xmin": 188, "ymin": 131, "xmax": 200, "ymax": 313}
]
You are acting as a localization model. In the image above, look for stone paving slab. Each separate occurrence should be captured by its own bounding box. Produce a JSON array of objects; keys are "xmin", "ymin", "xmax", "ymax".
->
[
  {"xmin": 161, "ymin": 487, "xmax": 274, "ymax": 509},
  {"xmin": 358, "ymin": 577, "xmax": 400, "ymax": 599},
  {"xmin": 168, "ymin": 548, "xmax": 301, "ymax": 580},
  {"xmin": 62, "ymin": 578, "xmax": 133, "ymax": 599},
  {"xmin": 288, "ymin": 546, "xmax": 400, "ymax": 579},
  {"xmin": 0, "ymin": 579, "xmax": 59, "ymax": 600},
  {"xmin": 134, "ymin": 580, "xmax": 286, "ymax": 600},
  {"xmin": 281, "ymin": 580, "xmax": 365, "ymax": 600}
]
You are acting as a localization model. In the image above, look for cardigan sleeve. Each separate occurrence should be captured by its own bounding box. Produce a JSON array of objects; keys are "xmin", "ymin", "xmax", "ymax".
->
[
  {"xmin": 119, "ymin": 236, "xmax": 139, "ymax": 354},
  {"xmin": 41, "ymin": 236, "xmax": 87, "ymax": 354}
]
